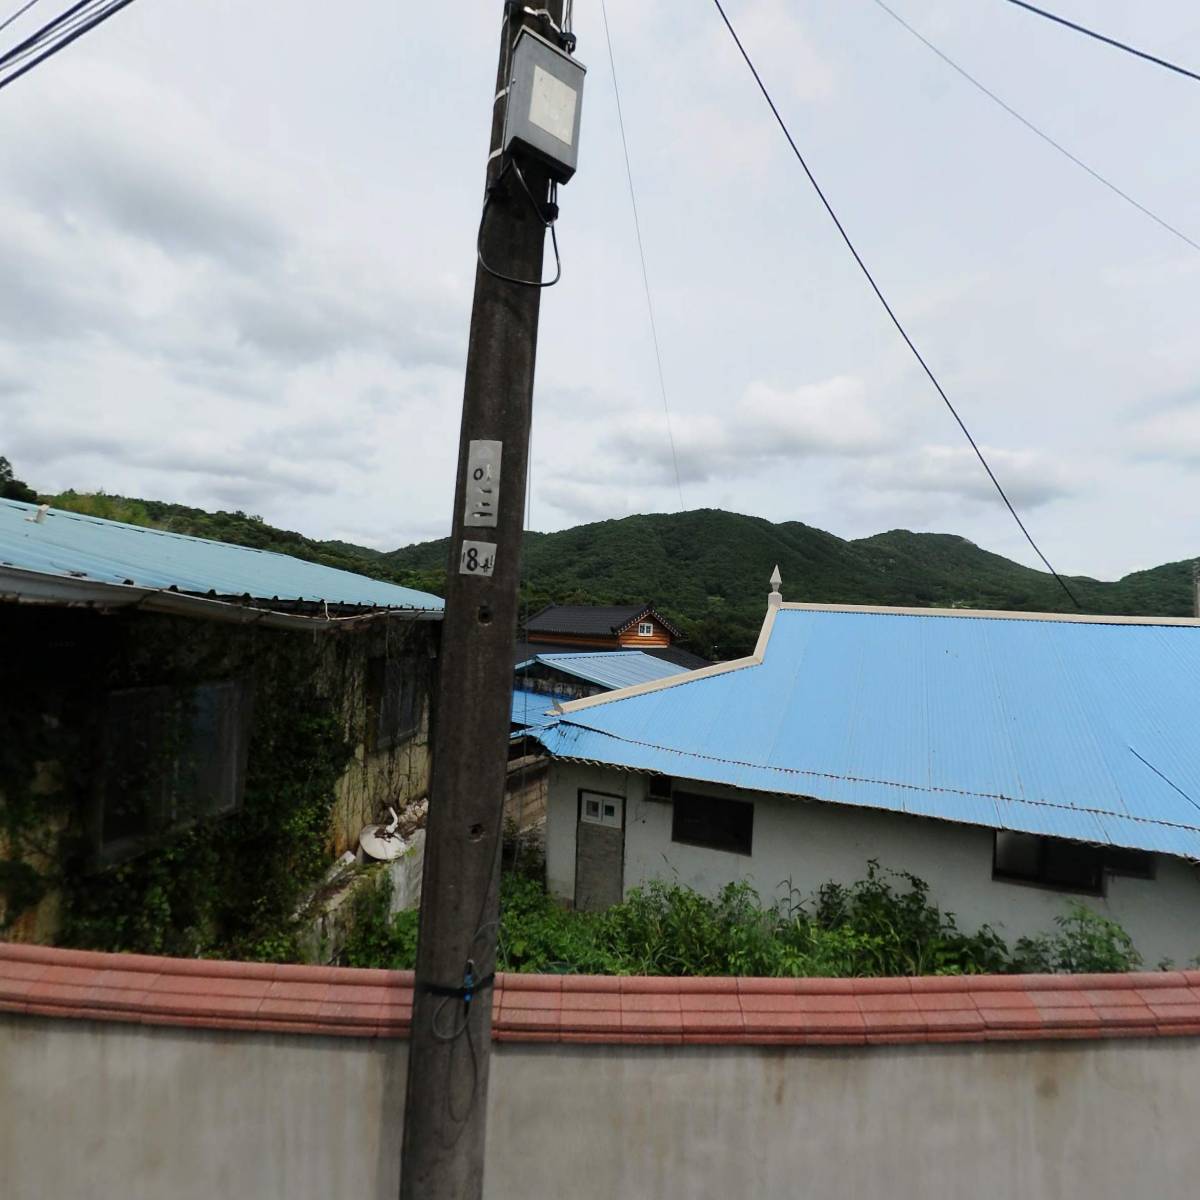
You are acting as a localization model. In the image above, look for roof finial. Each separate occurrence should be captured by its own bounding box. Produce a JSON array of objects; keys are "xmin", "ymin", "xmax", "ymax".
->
[{"xmin": 768, "ymin": 564, "xmax": 783, "ymax": 608}]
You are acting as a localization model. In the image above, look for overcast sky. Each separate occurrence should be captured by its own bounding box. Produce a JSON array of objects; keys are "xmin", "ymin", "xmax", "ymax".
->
[{"xmin": 2, "ymin": 0, "xmax": 1199, "ymax": 579}]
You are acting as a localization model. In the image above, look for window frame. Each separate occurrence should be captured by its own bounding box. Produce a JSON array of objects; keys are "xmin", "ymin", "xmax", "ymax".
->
[
  {"xmin": 92, "ymin": 680, "xmax": 252, "ymax": 869},
  {"xmin": 636, "ymin": 621, "xmax": 655, "ymax": 637},
  {"xmin": 670, "ymin": 789, "xmax": 754, "ymax": 857},
  {"xmin": 992, "ymin": 831, "xmax": 1107, "ymax": 897},
  {"xmin": 579, "ymin": 789, "xmax": 624, "ymax": 830},
  {"xmin": 366, "ymin": 654, "xmax": 422, "ymax": 753}
]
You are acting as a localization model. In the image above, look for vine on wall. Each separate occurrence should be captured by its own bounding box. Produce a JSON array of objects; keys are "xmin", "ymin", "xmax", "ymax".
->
[{"xmin": 2, "ymin": 606, "xmax": 433, "ymax": 960}]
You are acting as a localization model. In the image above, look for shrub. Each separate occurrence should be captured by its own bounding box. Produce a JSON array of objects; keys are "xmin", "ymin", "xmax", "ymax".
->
[
  {"xmin": 339, "ymin": 861, "xmax": 1143, "ymax": 979},
  {"xmin": 1013, "ymin": 903, "xmax": 1142, "ymax": 974}
]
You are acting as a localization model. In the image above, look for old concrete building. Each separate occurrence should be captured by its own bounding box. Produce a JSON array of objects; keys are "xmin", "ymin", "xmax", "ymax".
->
[{"xmin": 0, "ymin": 498, "xmax": 442, "ymax": 944}]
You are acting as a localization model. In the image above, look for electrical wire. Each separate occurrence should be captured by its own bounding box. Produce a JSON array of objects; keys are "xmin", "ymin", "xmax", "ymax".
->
[
  {"xmin": 0, "ymin": 0, "xmax": 134, "ymax": 92},
  {"xmin": 600, "ymin": 0, "xmax": 685, "ymax": 511},
  {"xmin": 0, "ymin": 0, "xmax": 42, "ymax": 37},
  {"xmin": 710, "ymin": 0, "xmax": 1080, "ymax": 607},
  {"xmin": 0, "ymin": 0, "xmax": 104, "ymax": 67},
  {"xmin": 476, "ymin": 160, "xmax": 562, "ymax": 288},
  {"xmin": 870, "ymin": 0, "xmax": 1200, "ymax": 255},
  {"xmin": 1001, "ymin": 0, "xmax": 1200, "ymax": 85}
]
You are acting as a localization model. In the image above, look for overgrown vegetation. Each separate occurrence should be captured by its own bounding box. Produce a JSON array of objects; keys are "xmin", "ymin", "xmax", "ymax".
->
[
  {"xmin": 59, "ymin": 702, "xmax": 354, "ymax": 961},
  {"xmin": 341, "ymin": 860, "xmax": 1146, "ymax": 978}
]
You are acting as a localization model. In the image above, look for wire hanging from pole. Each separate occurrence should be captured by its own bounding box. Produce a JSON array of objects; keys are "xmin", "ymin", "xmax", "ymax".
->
[
  {"xmin": 1000, "ymin": 0, "xmax": 1200, "ymax": 85},
  {"xmin": 710, "ymin": 0, "xmax": 1081, "ymax": 607},
  {"xmin": 869, "ymin": 0, "xmax": 1200, "ymax": 255},
  {"xmin": 600, "ymin": 0, "xmax": 685, "ymax": 511}
]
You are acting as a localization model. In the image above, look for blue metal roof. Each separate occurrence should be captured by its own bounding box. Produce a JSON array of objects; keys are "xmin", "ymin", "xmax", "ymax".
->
[
  {"xmin": 0, "ymin": 499, "xmax": 443, "ymax": 611},
  {"xmin": 534, "ymin": 607, "xmax": 1200, "ymax": 860},
  {"xmin": 512, "ymin": 687, "xmax": 557, "ymax": 730},
  {"xmin": 515, "ymin": 650, "xmax": 690, "ymax": 691}
]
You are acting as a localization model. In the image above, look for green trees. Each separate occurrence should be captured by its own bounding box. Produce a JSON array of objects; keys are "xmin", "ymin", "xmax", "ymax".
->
[{"xmin": 0, "ymin": 456, "xmax": 37, "ymax": 503}]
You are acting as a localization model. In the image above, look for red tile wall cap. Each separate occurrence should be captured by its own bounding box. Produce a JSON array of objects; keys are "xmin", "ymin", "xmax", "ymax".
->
[{"xmin": 5, "ymin": 942, "xmax": 1200, "ymax": 1047}]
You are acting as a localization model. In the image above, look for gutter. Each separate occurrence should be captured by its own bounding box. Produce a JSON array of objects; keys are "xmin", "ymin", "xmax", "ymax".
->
[{"xmin": 0, "ymin": 565, "xmax": 443, "ymax": 631}]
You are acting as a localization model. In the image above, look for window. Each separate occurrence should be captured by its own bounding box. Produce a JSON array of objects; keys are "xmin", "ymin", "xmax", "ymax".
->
[
  {"xmin": 637, "ymin": 621, "xmax": 654, "ymax": 637},
  {"xmin": 581, "ymin": 790, "xmax": 622, "ymax": 829},
  {"xmin": 993, "ymin": 832, "xmax": 1155, "ymax": 894},
  {"xmin": 366, "ymin": 656, "xmax": 421, "ymax": 751},
  {"xmin": 646, "ymin": 774, "xmax": 673, "ymax": 802},
  {"xmin": 96, "ymin": 681, "xmax": 251, "ymax": 864},
  {"xmin": 671, "ymin": 791, "xmax": 753, "ymax": 856},
  {"xmin": 1104, "ymin": 847, "xmax": 1155, "ymax": 879},
  {"xmin": 994, "ymin": 832, "xmax": 1104, "ymax": 894}
]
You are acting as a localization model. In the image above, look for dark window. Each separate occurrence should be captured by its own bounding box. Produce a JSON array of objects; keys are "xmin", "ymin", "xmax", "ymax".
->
[
  {"xmin": 1101, "ymin": 847, "xmax": 1155, "ymax": 880},
  {"xmin": 993, "ymin": 832, "xmax": 1104, "ymax": 895},
  {"xmin": 671, "ymin": 791, "xmax": 753, "ymax": 856},
  {"xmin": 367, "ymin": 656, "xmax": 421, "ymax": 751},
  {"xmin": 97, "ymin": 681, "xmax": 251, "ymax": 863},
  {"xmin": 646, "ymin": 774, "xmax": 673, "ymax": 802}
]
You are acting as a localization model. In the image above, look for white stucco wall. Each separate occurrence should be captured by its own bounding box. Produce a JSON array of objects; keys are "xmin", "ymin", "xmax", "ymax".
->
[
  {"xmin": 546, "ymin": 763, "xmax": 1200, "ymax": 967},
  {"xmin": 4, "ymin": 1016, "xmax": 1200, "ymax": 1199}
]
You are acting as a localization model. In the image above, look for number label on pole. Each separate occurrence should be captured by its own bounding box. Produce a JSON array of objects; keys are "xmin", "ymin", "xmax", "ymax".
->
[
  {"xmin": 459, "ymin": 540, "xmax": 497, "ymax": 577},
  {"xmin": 464, "ymin": 440, "xmax": 502, "ymax": 527}
]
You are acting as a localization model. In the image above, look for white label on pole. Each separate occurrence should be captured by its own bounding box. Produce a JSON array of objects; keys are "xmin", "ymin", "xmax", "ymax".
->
[
  {"xmin": 529, "ymin": 65, "xmax": 576, "ymax": 146},
  {"xmin": 459, "ymin": 540, "xmax": 497, "ymax": 577},
  {"xmin": 464, "ymin": 439, "xmax": 502, "ymax": 528}
]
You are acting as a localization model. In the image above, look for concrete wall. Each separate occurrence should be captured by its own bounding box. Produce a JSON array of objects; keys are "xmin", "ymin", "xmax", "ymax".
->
[
  {"xmin": 2, "ymin": 1015, "xmax": 1199, "ymax": 1199},
  {"xmin": 546, "ymin": 763, "xmax": 1200, "ymax": 966}
]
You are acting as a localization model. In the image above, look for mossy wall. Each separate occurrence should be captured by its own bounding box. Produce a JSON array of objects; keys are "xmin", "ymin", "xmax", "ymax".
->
[{"xmin": 0, "ymin": 605, "xmax": 437, "ymax": 958}]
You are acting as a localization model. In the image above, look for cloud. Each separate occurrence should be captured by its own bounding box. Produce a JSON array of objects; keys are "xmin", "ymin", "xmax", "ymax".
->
[
  {"xmin": 1129, "ymin": 401, "xmax": 1200, "ymax": 466},
  {"xmin": 859, "ymin": 444, "xmax": 1076, "ymax": 509},
  {"xmin": 605, "ymin": 375, "xmax": 886, "ymax": 484}
]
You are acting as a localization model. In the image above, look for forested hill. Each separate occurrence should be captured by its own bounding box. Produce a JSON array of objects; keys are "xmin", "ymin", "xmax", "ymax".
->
[
  {"xmin": 33, "ymin": 488, "xmax": 1196, "ymax": 660},
  {"xmin": 382, "ymin": 509, "xmax": 1195, "ymax": 658}
]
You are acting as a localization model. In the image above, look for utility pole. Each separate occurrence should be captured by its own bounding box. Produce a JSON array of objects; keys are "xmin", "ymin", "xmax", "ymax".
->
[{"xmin": 399, "ymin": 3, "xmax": 578, "ymax": 1198}]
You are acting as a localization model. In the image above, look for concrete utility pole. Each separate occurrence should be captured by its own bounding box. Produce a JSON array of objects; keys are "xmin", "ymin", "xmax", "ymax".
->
[{"xmin": 399, "ymin": 3, "xmax": 573, "ymax": 1197}]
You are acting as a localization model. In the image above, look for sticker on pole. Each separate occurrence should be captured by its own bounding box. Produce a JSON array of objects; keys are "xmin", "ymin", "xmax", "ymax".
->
[
  {"xmin": 459, "ymin": 540, "xmax": 497, "ymax": 577},
  {"xmin": 464, "ymin": 439, "xmax": 502, "ymax": 528}
]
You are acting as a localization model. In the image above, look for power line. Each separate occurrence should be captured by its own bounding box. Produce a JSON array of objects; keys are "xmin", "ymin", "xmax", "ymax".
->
[
  {"xmin": 870, "ymin": 0, "xmax": 1200, "ymax": 255},
  {"xmin": 0, "ymin": 0, "xmax": 43, "ymax": 37},
  {"xmin": 1001, "ymin": 0, "xmax": 1200, "ymax": 85},
  {"xmin": 599, "ymin": 0, "xmax": 685, "ymax": 511},
  {"xmin": 0, "ymin": 0, "xmax": 134, "ymax": 92},
  {"xmin": 710, "ymin": 0, "xmax": 1081, "ymax": 607}
]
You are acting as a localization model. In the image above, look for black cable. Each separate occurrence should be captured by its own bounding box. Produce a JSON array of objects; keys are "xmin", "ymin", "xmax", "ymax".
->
[
  {"xmin": 1001, "ymin": 0, "xmax": 1200, "ymax": 85},
  {"xmin": 871, "ymin": 0, "xmax": 1200, "ymax": 255},
  {"xmin": 0, "ymin": 0, "xmax": 133, "ymax": 91},
  {"xmin": 710, "ymin": 0, "xmax": 1081, "ymax": 607},
  {"xmin": 0, "ymin": 0, "xmax": 42, "ymax": 37},
  {"xmin": 600, "ymin": 0, "xmax": 685, "ymax": 511},
  {"xmin": 0, "ymin": 0, "xmax": 97, "ymax": 67},
  {"xmin": 476, "ymin": 161, "xmax": 562, "ymax": 288},
  {"xmin": 0, "ymin": 0, "xmax": 110, "ymax": 74}
]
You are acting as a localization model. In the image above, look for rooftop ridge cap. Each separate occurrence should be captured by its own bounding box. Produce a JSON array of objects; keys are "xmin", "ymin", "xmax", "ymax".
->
[{"xmin": 779, "ymin": 602, "xmax": 1200, "ymax": 627}]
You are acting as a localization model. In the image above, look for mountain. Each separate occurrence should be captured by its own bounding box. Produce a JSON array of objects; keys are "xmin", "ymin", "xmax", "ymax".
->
[
  {"xmin": 34, "ymin": 490, "xmax": 1196, "ymax": 660},
  {"xmin": 383, "ymin": 509, "xmax": 1196, "ymax": 658}
]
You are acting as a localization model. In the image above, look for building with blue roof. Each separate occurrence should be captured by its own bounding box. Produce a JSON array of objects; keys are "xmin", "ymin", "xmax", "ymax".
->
[
  {"xmin": 0, "ymin": 498, "xmax": 442, "ymax": 625},
  {"xmin": 536, "ymin": 586, "xmax": 1200, "ymax": 964},
  {"xmin": 0, "ymin": 499, "xmax": 443, "ymax": 945}
]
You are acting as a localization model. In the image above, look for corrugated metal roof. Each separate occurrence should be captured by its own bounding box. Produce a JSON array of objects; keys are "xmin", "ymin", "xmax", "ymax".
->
[
  {"xmin": 516, "ymin": 650, "xmax": 690, "ymax": 691},
  {"xmin": 511, "ymin": 688, "xmax": 557, "ymax": 729},
  {"xmin": 0, "ymin": 499, "xmax": 443, "ymax": 612},
  {"xmin": 534, "ymin": 606, "xmax": 1200, "ymax": 860}
]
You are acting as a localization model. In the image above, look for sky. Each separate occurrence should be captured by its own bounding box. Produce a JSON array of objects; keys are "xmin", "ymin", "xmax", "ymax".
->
[{"xmin": 2, "ymin": 0, "xmax": 1199, "ymax": 579}]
